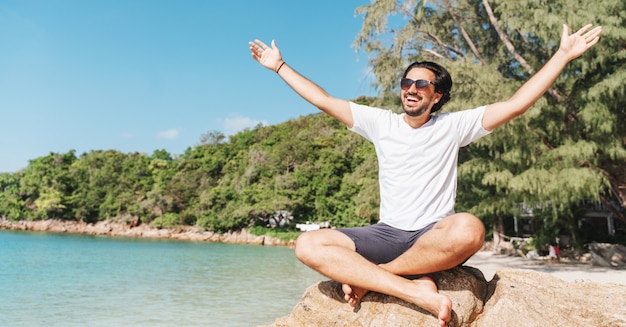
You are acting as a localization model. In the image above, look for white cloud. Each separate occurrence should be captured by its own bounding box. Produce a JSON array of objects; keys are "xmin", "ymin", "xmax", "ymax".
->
[
  {"xmin": 223, "ymin": 115, "xmax": 267, "ymax": 135},
  {"xmin": 157, "ymin": 129, "xmax": 180, "ymax": 139}
]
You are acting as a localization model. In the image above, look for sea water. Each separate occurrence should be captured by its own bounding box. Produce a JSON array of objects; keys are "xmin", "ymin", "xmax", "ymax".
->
[{"xmin": 0, "ymin": 230, "xmax": 323, "ymax": 327}]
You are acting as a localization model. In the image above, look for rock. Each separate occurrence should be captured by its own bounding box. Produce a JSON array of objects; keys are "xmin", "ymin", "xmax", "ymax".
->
[
  {"xmin": 219, "ymin": 229, "xmax": 266, "ymax": 245},
  {"xmin": 589, "ymin": 242, "xmax": 626, "ymax": 267},
  {"xmin": 263, "ymin": 236, "xmax": 295, "ymax": 247},
  {"xmin": 262, "ymin": 267, "xmax": 626, "ymax": 327},
  {"xmin": 478, "ymin": 269, "xmax": 626, "ymax": 326},
  {"xmin": 430, "ymin": 267, "xmax": 488, "ymax": 325},
  {"xmin": 267, "ymin": 280, "xmax": 442, "ymax": 327},
  {"xmin": 0, "ymin": 218, "xmax": 294, "ymax": 246}
]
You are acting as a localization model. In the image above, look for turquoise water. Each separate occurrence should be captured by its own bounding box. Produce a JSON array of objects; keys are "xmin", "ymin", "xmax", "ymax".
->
[{"xmin": 0, "ymin": 230, "xmax": 324, "ymax": 327}]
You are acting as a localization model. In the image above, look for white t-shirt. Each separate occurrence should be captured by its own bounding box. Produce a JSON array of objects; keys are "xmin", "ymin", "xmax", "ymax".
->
[{"xmin": 348, "ymin": 102, "xmax": 491, "ymax": 231}]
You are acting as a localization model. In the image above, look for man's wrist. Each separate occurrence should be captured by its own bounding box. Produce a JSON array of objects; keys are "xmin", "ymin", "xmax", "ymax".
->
[
  {"xmin": 554, "ymin": 48, "xmax": 572, "ymax": 63},
  {"xmin": 276, "ymin": 61, "xmax": 285, "ymax": 73}
]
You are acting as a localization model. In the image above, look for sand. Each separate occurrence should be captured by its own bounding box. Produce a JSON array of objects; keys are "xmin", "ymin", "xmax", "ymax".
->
[{"xmin": 465, "ymin": 251, "xmax": 626, "ymax": 285}]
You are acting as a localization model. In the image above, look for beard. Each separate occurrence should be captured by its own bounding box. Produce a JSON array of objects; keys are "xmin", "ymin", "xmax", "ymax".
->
[{"xmin": 402, "ymin": 101, "xmax": 431, "ymax": 117}]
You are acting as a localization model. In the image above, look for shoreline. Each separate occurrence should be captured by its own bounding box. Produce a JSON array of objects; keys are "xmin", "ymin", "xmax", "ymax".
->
[{"xmin": 0, "ymin": 218, "xmax": 294, "ymax": 247}]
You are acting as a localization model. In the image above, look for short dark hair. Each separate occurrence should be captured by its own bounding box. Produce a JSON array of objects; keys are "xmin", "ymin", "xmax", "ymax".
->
[{"xmin": 402, "ymin": 61, "xmax": 452, "ymax": 113}]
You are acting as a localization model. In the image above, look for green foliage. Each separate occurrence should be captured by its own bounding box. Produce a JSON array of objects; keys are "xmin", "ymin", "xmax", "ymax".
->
[
  {"xmin": 152, "ymin": 212, "xmax": 182, "ymax": 229},
  {"xmin": 0, "ymin": 173, "xmax": 25, "ymax": 220},
  {"xmin": 18, "ymin": 151, "xmax": 77, "ymax": 220},
  {"xmin": 132, "ymin": 113, "xmax": 380, "ymax": 233},
  {"xmin": 249, "ymin": 226, "xmax": 302, "ymax": 242},
  {"xmin": 0, "ymin": 111, "xmax": 377, "ymax": 233},
  {"xmin": 34, "ymin": 187, "xmax": 66, "ymax": 219},
  {"xmin": 354, "ymin": 0, "xmax": 625, "ymax": 247}
]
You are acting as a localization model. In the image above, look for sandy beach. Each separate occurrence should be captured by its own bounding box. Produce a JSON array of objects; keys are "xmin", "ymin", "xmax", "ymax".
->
[{"xmin": 465, "ymin": 251, "xmax": 626, "ymax": 285}]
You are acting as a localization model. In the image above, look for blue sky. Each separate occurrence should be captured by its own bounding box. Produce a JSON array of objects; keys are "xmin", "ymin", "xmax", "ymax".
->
[{"xmin": 0, "ymin": 1, "xmax": 377, "ymax": 173}]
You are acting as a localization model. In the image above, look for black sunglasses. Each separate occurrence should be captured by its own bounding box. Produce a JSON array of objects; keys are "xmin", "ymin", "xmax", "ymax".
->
[{"xmin": 400, "ymin": 78, "xmax": 435, "ymax": 90}]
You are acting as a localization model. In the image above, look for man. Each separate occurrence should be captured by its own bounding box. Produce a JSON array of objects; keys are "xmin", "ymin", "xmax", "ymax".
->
[{"xmin": 249, "ymin": 23, "xmax": 601, "ymax": 326}]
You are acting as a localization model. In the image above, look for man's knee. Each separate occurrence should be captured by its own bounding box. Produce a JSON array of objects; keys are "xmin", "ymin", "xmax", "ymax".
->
[
  {"xmin": 294, "ymin": 230, "xmax": 331, "ymax": 265},
  {"xmin": 457, "ymin": 213, "xmax": 485, "ymax": 251},
  {"xmin": 295, "ymin": 229, "xmax": 355, "ymax": 266},
  {"xmin": 440, "ymin": 213, "xmax": 485, "ymax": 252},
  {"xmin": 294, "ymin": 232, "xmax": 316, "ymax": 263}
]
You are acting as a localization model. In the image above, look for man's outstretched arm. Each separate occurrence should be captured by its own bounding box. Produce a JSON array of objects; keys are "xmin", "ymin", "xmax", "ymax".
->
[
  {"xmin": 482, "ymin": 24, "xmax": 602, "ymax": 131},
  {"xmin": 249, "ymin": 39, "xmax": 353, "ymax": 128}
]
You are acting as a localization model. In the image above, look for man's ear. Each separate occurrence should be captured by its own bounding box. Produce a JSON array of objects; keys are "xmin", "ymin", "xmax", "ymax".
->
[{"xmin": 434, "ymin": 92, "xmax": 443, "ymax": 103}]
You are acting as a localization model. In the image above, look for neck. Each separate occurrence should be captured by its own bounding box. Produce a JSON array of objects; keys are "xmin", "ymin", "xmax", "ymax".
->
[{"xmin": 403, "ymin": 112, "xmax": 431, "ymax": 128}]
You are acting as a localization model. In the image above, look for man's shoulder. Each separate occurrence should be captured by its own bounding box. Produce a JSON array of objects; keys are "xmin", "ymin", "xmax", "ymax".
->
[
  {"xmin": 350, "ymin": 102, "xmax": 401, "ymax": 119},
  {"xmin": 350, "ymin": 101, "xmax": 396, "ymax": 112},
  {"xmin": 433, "ymin": 106, "xmax": 486, "ymax": 120}
]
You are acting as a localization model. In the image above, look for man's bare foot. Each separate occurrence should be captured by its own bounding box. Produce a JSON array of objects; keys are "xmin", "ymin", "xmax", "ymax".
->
[
  {"xmin": 343, "ymin": 277, "xmax": 450, "ymax": 326},
  {"xmin": 342, "ymin": 283, "xmax": 370, "ymax": 307},
  {"xmin": 409, "ymin": 276, "xmax": 452, "ymax": 327},
  {"xmin": 341, "ymin": 277, "xmax": 452, "ymax": 327}
]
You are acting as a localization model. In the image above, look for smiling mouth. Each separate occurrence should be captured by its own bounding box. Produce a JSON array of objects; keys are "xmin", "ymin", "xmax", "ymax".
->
[{"xmin": 405, "ymin": 93, "xmax": 422, "ymax": 105}]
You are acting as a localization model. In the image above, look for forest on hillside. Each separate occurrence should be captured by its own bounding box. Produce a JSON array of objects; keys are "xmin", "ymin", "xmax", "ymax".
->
[
  {"xmin": 0, "ymin": 109, "xmax": 379, "ymax": 230},
  {"xmin": 1, "ymin": 0, "xmax": 625, "ymax": 250}
]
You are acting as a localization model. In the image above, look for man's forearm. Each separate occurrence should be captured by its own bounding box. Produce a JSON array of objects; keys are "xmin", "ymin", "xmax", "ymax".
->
[
  {"xmin": 275, "ymin": 62, "xmax": 353, "ymax": 127},
  {"xmin": 482, "ymin": 24, "xmax": 601, "ymax": 131},
  {"xmin": 507, "ymin": 49, "xmax": 570, "ymax": 113},
  {"xmin": 276, "ymin": 62, "xmax": 332, "ymax": 108}
]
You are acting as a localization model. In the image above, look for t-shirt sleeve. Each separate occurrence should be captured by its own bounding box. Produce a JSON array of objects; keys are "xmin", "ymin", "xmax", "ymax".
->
[
  {"xmin": 454, "ymin": 105, "xmax": 491, "ymax": 147},
  {"xmin": 348, "ymin": 101, "xmax": 385, "ymax": 142}
]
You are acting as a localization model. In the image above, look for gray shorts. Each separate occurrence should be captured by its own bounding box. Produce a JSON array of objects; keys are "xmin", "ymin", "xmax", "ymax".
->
[{"xmin": 337, "ymin": 222, "xmax": 437, "ymax": 264}]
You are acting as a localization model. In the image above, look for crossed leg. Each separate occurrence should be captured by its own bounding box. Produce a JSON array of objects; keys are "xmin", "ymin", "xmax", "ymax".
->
[{"xmin": 295, "ymin": 213, "xmax": 485, "ymax": 327}]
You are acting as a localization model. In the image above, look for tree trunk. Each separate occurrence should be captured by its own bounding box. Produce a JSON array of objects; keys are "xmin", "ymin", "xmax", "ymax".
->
[{"xmin": 492, "ymin": 215, "xmax": 505, "ymax": 253}]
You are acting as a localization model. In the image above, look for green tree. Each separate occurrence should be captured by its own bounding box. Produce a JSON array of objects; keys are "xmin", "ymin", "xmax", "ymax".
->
[
  {"xmin": 18, "ymin": 151, "xmax": 77, "ymax": 220},
  {"xmin": 34, "ymin": 186, "xmax": 65, "ymax": 219},
  {"xmin": 68, "ymin": 150, "xmax": 155, "ymax": 223},
  {"xmin": 0, "ymin": 172, "xmax": 25, "ymax": 220},
  {"xmin": 353, "ymin": 0, "xmax": 625, "ymax": 246}
]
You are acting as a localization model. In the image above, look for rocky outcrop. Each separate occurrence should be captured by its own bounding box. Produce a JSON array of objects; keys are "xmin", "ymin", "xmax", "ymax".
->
[
  {"xmin": 589, "ymin": 242, "xmax": 626, "ymax": 267},
  {"xmin": 0, "ymin": 218, "xmax": 294, "ymax": 246},
  {"xmin": 263, "ymin": 267, "xmax": 626, "ymax": 327}
]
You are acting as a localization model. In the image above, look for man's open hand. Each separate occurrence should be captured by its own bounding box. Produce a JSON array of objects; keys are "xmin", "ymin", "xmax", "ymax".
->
[
  {"xmin": 559, "ymin": 24, "xmax": 602, "ymax": 61},
  {"xmin": 249, "ymin": 39, "xmax": 283, "ymax": 72}
]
